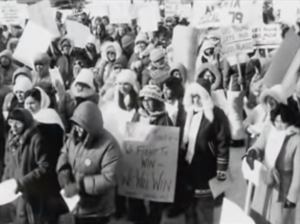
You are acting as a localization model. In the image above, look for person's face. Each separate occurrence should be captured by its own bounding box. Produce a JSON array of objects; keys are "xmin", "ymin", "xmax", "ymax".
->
[
  {"xmin": 62, "ymin": 45, "xmax": 71, "ymax": 55},
  {"xmin": 118, "ymin": 26, "xmax": 126, "ymax": 36},
  {"xmin": 153, "ymin": 57, "xmax": 165, "ymax": 67},
  {"xmin": 274, "ymin": 115, "xmax": 288, "ymax": 131},
  {"xmin": 102, "ymin": 18, "xmax": 109, "ymax": 26},
  {"xmin": 24, "ymin": 96, "xmax": 41, "ymax": 114},
  {"xmin": 96, "ymin": 24, "xmax": 102, "ymax": 34},
  {"xmin": 171, "ymin": 70, "xmax": 181, "ymax": 80},
  {"xmin": 118, "ymin": 82, "xmax": 132, "ymax": 95},
  {"xmin": 35, "ymin": 63, "xmax": 46, "ymax": 75},
  {"xmin": 136, "ymin": 42, "xmax": 147, "ymax": 52},
  {"xmin": 75, "ymin": 82, "xmax": 91, "ymax": 94},
  {"xmin": 163, "ymin": 85, "xmax": 174, "ymax": 100},
  {"xmin": 266, "ymin": 96, "xmax": 277, "ymax": 112},
  {"xmin": 15, "ymin": 91, "xmax": 25, "ymax": 103},
  {"xmin": 8, "ymin": 119, "xmax": 25, "ymax": 135},
  {"xmin": 203, "ymin": 70, "xmax": 215, "ymax": 84},
  {"xmin": 0, "ymin": 56, "xmax": 11, "ymax": 66},
  {"xmin": 10, "ymin": 43, "xmax": 17, "ymax": 53},
  {"xmin": 79, "ymin": 14, "xmax": 86, "ymax": 22},
  {"xmin": 107, "ymin": 51, "xmax": 116, "ymax": 61},
  {"xmin": 74, "ymin": 123, "xmax": 85, "ymax": 138},
  {"xmin": 73, "ymin": 65, "xmax": 82, "ymax": 78},
  {"xmin": 142, "ymin": 97, "xmax": 155, "ymax": 113},
  {"xmin": 191, "ymin": 94, "xmax": 202, "ymax": 107}
]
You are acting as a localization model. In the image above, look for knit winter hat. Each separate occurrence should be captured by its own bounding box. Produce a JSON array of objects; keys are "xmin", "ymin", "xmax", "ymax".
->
[
  {"xmin": 13, "ymin": 76, "xmax": 33, "ymax": 93},
  {"xmin": 196, "ymin": 77, "xmax": 211, "ymax": 95},
  {"xmin": 12, "ymin": 67, "xmax": 32, "ymax": 84},
  {"xmin": 116, "ymin": 69, "xmax": 140, "ymax": 94},
  {"xmin": 8, "ymin": 108, "xmax": 34, "ymax": 128},
  {"xmin": 121, "ymin": 34, "xmax": 135, "ymax": 49},
  {"xmin": 150, "ymin": 48, "xmax": 165, "ymax": 62},
  {"xmin": 150, "ymin": 69, "xmax": 170, "ymax": 85},
  {"xmin": 139, "ymin": 84, "xmax": 164, "ymax": 102},
  {"xmin": 135, "ymin": 33, "xmax": 149, "ymax": 45},
  {"xmin": 74, "ymin": 68, "xmax": 96, "ymax": 91}
]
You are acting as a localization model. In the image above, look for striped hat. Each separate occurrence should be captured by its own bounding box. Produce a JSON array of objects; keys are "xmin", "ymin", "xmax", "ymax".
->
[{"xmin": 139, "ymin": 85, "xmax": 164, "ymax": 102}]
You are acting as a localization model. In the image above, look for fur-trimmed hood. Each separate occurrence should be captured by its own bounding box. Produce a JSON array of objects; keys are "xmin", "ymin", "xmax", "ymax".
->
[
  {"xmin": 195, "ymin": 63, "xmax": 222, "ymax": 90},
  {"xmin": 101, "ymin": 41, "xmax": 123, "ymax": 62},
  {"xmin": 58, "ymin": 36, "xmax": 75, "ymax": 53},
  {"xmin": 260, "ymin": 84, "xmax": 288, "ymax": 111}
]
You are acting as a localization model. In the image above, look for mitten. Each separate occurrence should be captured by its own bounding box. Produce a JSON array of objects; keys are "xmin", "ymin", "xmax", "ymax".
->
[
  {"xmin": 284, "ymin": 199, "xmax": 296, "ymax": 208},
  {"xmin": 216, "ymin": 171, "xmax": 227, "ymax": 181}
]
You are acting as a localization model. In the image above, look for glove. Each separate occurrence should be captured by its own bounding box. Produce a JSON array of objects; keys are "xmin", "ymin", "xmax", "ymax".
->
[
  {"xmin": 216, "ymin": 171, "xmax": 227, "ymax": 181},
  {"xmin": 246, "ymin": 150, "xmax": 258, "ymax": 170},
  {"xmin": 284, "ymin": 199, "xmax": 296, "ymax": 208},
  {"xmin": 58, "ymin": 169, "xmax": 75, "ymax": 189},
  {"xmin": 64, "ymin": 183, "xmax": 79, "ymax": 198}
]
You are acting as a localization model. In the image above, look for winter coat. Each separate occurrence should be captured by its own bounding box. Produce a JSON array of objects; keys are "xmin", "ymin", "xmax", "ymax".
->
[
  {"xmin": 56, "ymin": 102, "xmax": 121, "ymax": 218},
  {"xmin": 186, "ymin": 107, "xmax": 231, "ymax": 191},
  {"xmin": 58, "ymin": 89, "xmax": 99, "ymax": 133},
  {"xmin": 0, "ymin": 83, "xmax": 11, "ymax": 108},
  {"xmin": 0, "ymin": 50, "xmax": 19, "ymax": 85},
  {"xmin": 250, "ymin": 124, "xmax": 300, "ymax": 224},
  {"xmin": 3, "ymin": 111, "xmax": 68, "ymax": 224}
]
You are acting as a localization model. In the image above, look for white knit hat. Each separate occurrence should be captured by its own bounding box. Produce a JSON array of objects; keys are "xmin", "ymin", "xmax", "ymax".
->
[
  {"xmin": 13, "ymin": 76, "xmax": 33, "ymax": 93},
  {"xmin": 74, "ymin": 68, "xmax": 96, "ymax": 91},
  {"xmin": 139, "ymin": 85, "xmax": 164, "ymax": 102},
  {"xmin": 116, "ymin": 69, "xmax": 140, "ymax": 94}
]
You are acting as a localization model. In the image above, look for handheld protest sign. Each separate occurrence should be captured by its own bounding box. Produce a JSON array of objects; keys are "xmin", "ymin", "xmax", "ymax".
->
[
  {"xmin": 264, "ymin": 29, "xmax": 300, "ymax": 88},
  {"xmin": 65, "ymin": 20, "xmax": 90, "ymax": 49},
  {"xmin": 252, "ymin": 24, "xmax": 282, "ymax": 49},
  {"xmin": 172, "ymin": 25, "xmax": 199, "ymax": 83},
  {"xmin": 137, "ymin": 2, "xmax": 160, "ymax": 33},
  {"xmin": 118, "ymin": 122, "xmax": 180, "ymax": 203},
  {"xmin": 13, "ymin": 21, "xmax": 52, "ymax": 68}
]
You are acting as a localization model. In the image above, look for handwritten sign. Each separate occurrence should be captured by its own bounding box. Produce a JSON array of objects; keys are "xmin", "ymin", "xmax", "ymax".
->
[
  {"xmin": 0, "ymin": 1, "xmax": 28, "ymax": 25},
  {"xmin": 164, "ymin": 0, "xmax": 180, "ymax": 17},
  {"xmin": 252, "ymin": 24, "xmax": 282, "ymax": 49},
  {"xmin": 221, "ymin": 26, "xmax": 253, "ymax": 56},
  {"xmin": 13, "ymin": 21, "xmax": 52, "ymax": 68},
  {"xmin": 191, "ymin": 0, "xmax": 263, "ymax": 28},
  {"xmin": 118, "ymin": 122, "xmax": 179, "ymax": 203}
]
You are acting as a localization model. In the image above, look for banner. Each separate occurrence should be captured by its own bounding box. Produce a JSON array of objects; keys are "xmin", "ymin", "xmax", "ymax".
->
[
  {"xmin": 221, "ymin": 26, "xmax": 253, "ymax": 56},
  {"xmin": 118, "ymin": 122, "xmax": 179, "ymax": 203},
  {"xmin": 13, "ymin": 21, "xmax": 52, "ymax": 68},
  {"xmin": 191, "ymin": 0, "xmax": 263, "ymax": 28},
  {"xmin": 0, "ymin": 1, "xmax": 28, "ymax": 25},
  {"xmin": 252, "ymin": 24, "xmax": 282, "ymax": 49},
  {"xmin": 28, "ymin": 0, "xmax": 60, "ymax": 37}
]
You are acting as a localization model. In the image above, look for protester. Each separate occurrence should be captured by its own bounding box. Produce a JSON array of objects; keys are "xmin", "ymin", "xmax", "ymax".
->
[
  {"xmin": 56, "ymin": 101, "xmax": 121, "ymax": 224},
  {"xmin": 0, "ymin": 50, "xmax": 19, "ymax": 86},
  {"xmin": 169, "ymin": 62, "xmax": 187, "ymax": 86},
  {"xmin": 0, "ymin": 73, "xmax": 11, "ymax": 109},
  {"xmin": 121, "ymin": 34, "xmax": 136, "ymax": 60},
  {"xmin": 0, "ymin": 108, "xmax": 5, "ymax": 179},
  {"xmin": 82, "ymin": 35, "xmax": 99, "ymax": 67},
  {"xmin": 2, "ymin": 72, "xmax": 33, "ymax": 118},
  {"xmin": 183, "ymin": 78, "xmax": 231, "ymax": 224},
  {"xmin": 245, "ymin": 103, "xmax": 300, "ymax": 224},
  {"xmin": 2, "ymin": 108, "xmax": 68, "ymax": 224},
  {"xmin": 128, "ymin": 84, "xmax": 172, "ymax": 224},
  {"xmin": 58, "ymin": 68, "xmax": 99, "ymax": 132},
  {"xmin": 6, "ymin": 38, "xmax": 19, "ymax": 54},
  {"xmin": 32, "ymin": 53, "xmax": 52, "ymax": 86}
]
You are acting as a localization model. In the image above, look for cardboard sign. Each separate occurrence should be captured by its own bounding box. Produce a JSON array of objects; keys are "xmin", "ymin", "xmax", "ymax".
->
[
  {"xmin": 164, "ymin": 0, "xmax": 181, "ymax": 17},
  {"xmin": 13, "ymin": 21, "xmax": 52, "ymax": 68},
  {"xmin": 28, "ymin": 0, "xmax": 60, "ymax": 37},
  {"xmin": 85, "ymin": 2, "xmax": 109, "ymax": 18},
  {"xmin": 172, "ymin": 26, "xmax": 199, "ymax": 82},
  {"xmin": 252, "ymin": 24, "xmax": 282, "ymax": 49},
  {"xmin": 264, "ymin": 29, "xmax": 300, "ymax": 88},
  {"xmin": 118, "ymin": 122, "xmax": 179, "ymax": 203},
  {"xmin": 221, "ymin": 26, "xmax": 253, "ymax": 56},
  {"xmin": 65, "ymin": 20, "xmax": 91, "ymax": 48},
  {"xmin": 137, "ymin": 2, "xmax": 160, "ymax": 32},
  {"xmin": 0, "ymin": 1, "xmax": 28, "ymax": 25},
  {"xmin": 191, "ymin": 0, "xmax": 263, "ymax": 28}
]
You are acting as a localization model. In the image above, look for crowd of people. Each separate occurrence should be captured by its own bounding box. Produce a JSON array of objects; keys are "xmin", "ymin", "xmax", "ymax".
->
[{"xmin": 0, "ymin": 2, "xmax": 300, "ymax": 224}]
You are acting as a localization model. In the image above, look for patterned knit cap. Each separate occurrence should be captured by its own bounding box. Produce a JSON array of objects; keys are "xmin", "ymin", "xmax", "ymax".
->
[{"xmin": 139, "ymin": 84, "xmax": 164, "ymax": 102}]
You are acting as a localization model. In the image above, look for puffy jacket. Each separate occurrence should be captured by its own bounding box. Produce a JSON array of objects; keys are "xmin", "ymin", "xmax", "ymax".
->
[{"xmin": 56, "ymin": 101, "xmax": 121, "ymax": 217}]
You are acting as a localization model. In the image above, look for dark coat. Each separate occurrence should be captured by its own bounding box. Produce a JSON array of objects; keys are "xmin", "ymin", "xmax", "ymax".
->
[
  {"xmin": 56, "ymin": 102, "xmax": 121, "ymax": 218},
  {"xmin": 187, "ymin": 107, "xmax": 231, "ymax": 191},
  {"xmin": 3, "ymin": 117, "xmax": 67, "ymax": 224}
]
